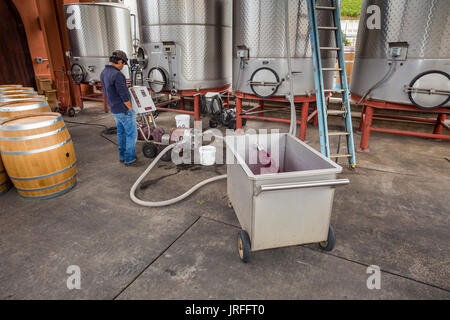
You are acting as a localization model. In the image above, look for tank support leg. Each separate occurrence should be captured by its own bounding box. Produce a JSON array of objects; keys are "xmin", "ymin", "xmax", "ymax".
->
[
  {"xmin": 76, "ymin": 84, "xmax": 84, "ymax": 111},
  {"xmin": 300, "ymin": 102, "xmax": 309, "ymax": 141},
  {"xmin": 433, "ymin": 114, "xmax": 447, "ymax": 135},
  {"xmin": 194, "ymin": 95, "xmax": 201, "ymax": 121},
  {"xmin": 259, "ymin": 100, "xmax": 264, "ymax": 117},
  {"xmin": 102, "ymin": 88, "xmax": 109, "ymax": 113},
  {"xmin": 359, "ymin": 106, "xmax": 366, "ymax": 132},
  {"xmin": 236, "ymin": 97, "xmax": 243, "ymax": 130},
  {"xmin": 358, "ymin": 105, "xmax": 374, "ymax": 152},
  {"xmin": 180, "ymin": 98, "xmax": 185, "ymax": 111}
]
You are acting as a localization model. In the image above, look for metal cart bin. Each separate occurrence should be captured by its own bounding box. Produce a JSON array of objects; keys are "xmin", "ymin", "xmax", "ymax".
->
[{"xmin": 226, "ymin": 133, "xmax": 349, "ymax": 263}]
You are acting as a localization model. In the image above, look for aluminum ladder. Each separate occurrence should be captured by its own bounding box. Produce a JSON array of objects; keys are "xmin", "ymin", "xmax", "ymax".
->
[{"xmin": 307, "ymin": 0, "xmax": 357, "ymax": 168}]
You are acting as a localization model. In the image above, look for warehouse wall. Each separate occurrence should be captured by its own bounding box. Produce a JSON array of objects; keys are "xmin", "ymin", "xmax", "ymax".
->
[{"xmin": 0, "ymin": 0, "xmax": 36, "ymax": 87}]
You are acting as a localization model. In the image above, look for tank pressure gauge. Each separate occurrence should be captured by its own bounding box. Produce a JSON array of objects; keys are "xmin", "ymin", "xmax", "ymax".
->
[
  {"xmin": 388, "ymin": 42, "xmax": 409, "ymax": 61},
  {"xmin": 237, "ymin": 46, "xmax": 249, "ymax": 60},
  {"xmin": 163, "ymin": 42, "xmax": 176, "ymax": 55}
]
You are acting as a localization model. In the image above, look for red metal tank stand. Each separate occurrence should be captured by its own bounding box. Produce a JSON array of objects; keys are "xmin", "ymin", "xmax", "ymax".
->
[
  {"xmin": 235, "ymin": 92, "xmax": 320, "ymax": 141},
  {"xmin": 76, "ymin": 82, "xmax": 109, "ymax": 113},
  {"xmin": 152, "ymin": 85, "xmax": 232, "ymax": 121},
  {"xmin": 352, "ymin": 94, "xmax": 450, "ymax": 152}
]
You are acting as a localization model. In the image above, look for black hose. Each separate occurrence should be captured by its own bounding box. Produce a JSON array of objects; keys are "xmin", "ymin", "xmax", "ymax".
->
[
  {"xmin": 65, "ymin": 120, "xmax": 118, "ymax": 146},
  {"xmin": 357, "ymin": 61, "xmax": 397, "ymax": 105}
]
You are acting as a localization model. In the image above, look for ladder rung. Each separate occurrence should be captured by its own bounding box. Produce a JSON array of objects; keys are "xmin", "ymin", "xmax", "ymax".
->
[
  {"xmin": 321, "ymin": 47, "xmax": 341, "ymax": 51},
  {"xmin": 331, "ymin": 154, "xmax": 353, "ymax": 159},
  {"xmin": 324, "ymin": 89, "xmax": 345, "ymax": 93},
  {"xmin": 322, "ymin": 68, "xmax": 343, "ymax": 71},
  {"xmin": 327, "ymin": 110, "xmax": 346, "ymax": 116},
  {"xmin": 318, "ymin": 26, "xmax": 339, "ymax": 30},
  {"xmin": 328, "ymin": 131, "xmax": 350, "ymax": 136},
  {"xmin": 316, "ymin": 6, "xmax": 336, "ymax": 11}
]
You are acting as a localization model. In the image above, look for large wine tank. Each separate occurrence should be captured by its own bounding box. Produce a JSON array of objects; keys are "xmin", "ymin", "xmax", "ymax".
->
[
  {"xmin": 137, "ymin": 0, "xmax": 232, "ymax": 93},
  {"xmin": 233, "ymin": 0, "xmax": 336, "ymax": 98},
  {"xmin": 64, "ymin": 2, "xmax": 133, "ymax": 84},
  {"xmin": 351, "ymin": 0, "xmax": 450, "ymax": 109}
]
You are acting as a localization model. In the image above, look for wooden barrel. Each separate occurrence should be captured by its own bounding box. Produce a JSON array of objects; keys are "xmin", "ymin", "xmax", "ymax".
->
[
  {"xmin": 0, "ymin": 100, "xmax": 51, "ymax": 121},
  {"xmin": 0, "ymin": 95, "xmax": 46, "ymax": 103},
  {"xmin": 0, "ymin": 113, "xmax": 77, "ymax": 199},
  {"xmin": 0, "ymin": 155, "xmax": 12, "ymax": 196},
  {"xmin": 0, "ymin": 86, "xmax": 34, "ymax": 92},
  {"xmin": 0, "ymin": 91, "xmax": 38, "ymax": 97}
]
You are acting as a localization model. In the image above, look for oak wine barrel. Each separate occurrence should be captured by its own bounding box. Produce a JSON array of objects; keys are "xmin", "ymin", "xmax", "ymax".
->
[
  {"xmin": 0, "ymin": 95, "xmax": 46, "ymax": 103},
  {"xmin": 0, "ymin": 87, "xmax": 34, "ymax": 92},
  {"xmin": 0, "ymin": 113, "xmax": 77, "ymax": 199},
  {"xmin": 0, "ymin": 85, "xmax": 23, "ymax": 89},
  {"xmin": 0, "ymin": 100, "xmax": 51, "ymax": 121},
  {"xmin": 0, "ymin": 155, "xmax": 12, "ymax": 196}
]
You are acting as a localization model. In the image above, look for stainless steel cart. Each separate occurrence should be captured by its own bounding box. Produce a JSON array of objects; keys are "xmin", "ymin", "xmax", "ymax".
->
[{"xmin": 226, "ymin": 133, "xmax": 349, "ymax": 263}]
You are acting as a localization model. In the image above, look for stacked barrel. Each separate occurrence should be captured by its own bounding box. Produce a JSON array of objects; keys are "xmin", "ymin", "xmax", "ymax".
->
[{"xmin": 0, "ymin": 84, "xmax": 77, "ymax": 199}]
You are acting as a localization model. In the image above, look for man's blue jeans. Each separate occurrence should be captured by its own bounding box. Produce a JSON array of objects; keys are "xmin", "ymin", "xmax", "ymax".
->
[{"xmin": 113, "ymin": 110, "xmax": 137, "ymax": 164}]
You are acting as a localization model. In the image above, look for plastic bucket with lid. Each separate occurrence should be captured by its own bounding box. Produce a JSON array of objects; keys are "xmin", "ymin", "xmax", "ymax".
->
[
  {"xmin": 199, "ymin": 146, "xmax": 217, "ymax": 166},
  {"xmin": 175, "ymin": 115, "xmax": 190, "ymax": 128}
]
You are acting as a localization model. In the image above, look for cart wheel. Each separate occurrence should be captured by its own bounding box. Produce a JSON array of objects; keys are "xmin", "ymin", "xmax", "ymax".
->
[
  {"xmin": 319, "ymin": 225, "xmax": 336, "ymax": 252},
  {"xmin": 228, "ymin": 119, "xmax": 236, "ymax": 130},
  {"xmin": 160, "ymin": 146, "xmax": 172, "ymax": 162},
  {"xmin": 227, "ymin": 200, "xmax": 233, "ymax": 209},
  {"xmin": 237, "ymin": 230, "xmax": 251, "ymax": 263},
  {"xmin": 142, "ymin": 142, "xmax": 158, "ymax": 159},
  {"xmin": 209, "ymin": 119, "xmax": 219, "ymax": 129},
  {"xmin": 68, "ymin": 107, "xmax": 76, "ymax": 118}
]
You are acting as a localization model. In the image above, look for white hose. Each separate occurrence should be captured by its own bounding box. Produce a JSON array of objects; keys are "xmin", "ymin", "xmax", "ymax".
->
[
  {"xmin": 285, "ymin": 0, "xmax": 297, "ymax": 137},
  {"xmin": 130, "ymin": 143, "xmax": 227, "ymax": 207}
]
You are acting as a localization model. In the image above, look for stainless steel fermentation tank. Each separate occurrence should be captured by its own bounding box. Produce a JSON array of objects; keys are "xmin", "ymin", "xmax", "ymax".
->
[
  {"xmin": 351, "ymin": 0, "xmax": 450, "ymax": 108},
  {"xmin": 233, "ymin": 0, "xmax": 336, "ymax": 98},
  {"xmin": 137, "ymin": 0, "xmax": 232, "ymax": 93},
  {"xmin": 64, "ymin": 2, "xmax": 133, "ymax": 84}
]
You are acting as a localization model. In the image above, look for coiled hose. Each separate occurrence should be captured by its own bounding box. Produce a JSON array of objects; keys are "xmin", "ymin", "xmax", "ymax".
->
[{"xmin": 130, "ymin": 139, "xmax": 227, "ymax": 208}]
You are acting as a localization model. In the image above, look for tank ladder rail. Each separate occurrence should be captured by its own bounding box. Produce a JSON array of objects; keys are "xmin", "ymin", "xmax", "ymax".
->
[{"xmin": 307, "ymin": 0, "xmax": 357, "ymax": 168}]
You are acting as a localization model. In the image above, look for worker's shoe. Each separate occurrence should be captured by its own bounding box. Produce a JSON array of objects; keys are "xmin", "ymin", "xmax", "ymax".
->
[{"xmin": 125, "ymin": 159, "xmax": 144, "ymax": 167}]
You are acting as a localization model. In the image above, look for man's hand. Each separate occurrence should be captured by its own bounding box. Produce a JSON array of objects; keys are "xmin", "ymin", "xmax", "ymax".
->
[{"xmin": 124, "ymin": 100, "xmax": 133, "ymax": 111}]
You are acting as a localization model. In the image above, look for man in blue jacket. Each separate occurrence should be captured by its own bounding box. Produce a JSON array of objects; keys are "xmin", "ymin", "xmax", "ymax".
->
[{"xmin": 101, "ymin": 50, "xmax": 142, "ymax": 167}]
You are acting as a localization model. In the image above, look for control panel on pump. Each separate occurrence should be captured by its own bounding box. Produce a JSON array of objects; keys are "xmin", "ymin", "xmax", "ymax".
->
[{"xmin": 129, "ymin": 86, "xmax": 157, "ymax": 114}]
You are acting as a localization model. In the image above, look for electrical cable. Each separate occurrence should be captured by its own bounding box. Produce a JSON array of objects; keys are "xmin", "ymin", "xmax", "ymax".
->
[
  {"xmin": 65, "ymin": 120, "xmax": 118, "ymax": 146},
  {"xmin": 357, "ymin": 60, "xmax": 397, "ymax": 105}
]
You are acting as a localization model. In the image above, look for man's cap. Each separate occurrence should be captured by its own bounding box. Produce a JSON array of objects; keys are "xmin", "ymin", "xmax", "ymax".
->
[{"xmin": 112, "ymin": 50, "xmax": 128, "ymax": 63}]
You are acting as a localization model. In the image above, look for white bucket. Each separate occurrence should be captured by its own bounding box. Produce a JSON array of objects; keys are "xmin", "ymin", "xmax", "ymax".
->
[
  {"xmin": 175, "ymin": 115, "xmax": 191, "ymax": 128},
  {"xmin": 199, "ymin": 146, "xmax": 217, "ymax": 166}
]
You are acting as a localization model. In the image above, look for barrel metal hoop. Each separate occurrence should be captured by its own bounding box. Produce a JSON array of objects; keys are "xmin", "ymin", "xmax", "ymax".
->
[
  {"xmin": 0, "ymin": 126, "xmax": 66, "ymax": 141},
  {"xmin": 0, "ymin": 180, "xmax": 9, "ymax": 187},
  {"xmin": 0, "ymin": 138, "xmax": 72, "ymax": 155},
  {"xmin": 19, "ymin": 181, "xmax": 77, "ymax": 200},
  {"xmin": 15, "ymin": 174, "xmax": 76, "ymax": 193},
  {"xmin": 0, "ymin": 101, "xmax": 48, "ymax": 112},
  {"xmin": 0, "ymin": 116, "xmax": 63, "ymax": 131},
  {"xmin": 9, "ymin": 161, "xmax": 77, "ymax": 181}
]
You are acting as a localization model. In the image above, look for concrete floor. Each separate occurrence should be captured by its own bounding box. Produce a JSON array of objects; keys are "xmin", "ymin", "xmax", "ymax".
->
[{"xmin": 0, "ymin": 103, "xmax": 449, "ymax": 300}]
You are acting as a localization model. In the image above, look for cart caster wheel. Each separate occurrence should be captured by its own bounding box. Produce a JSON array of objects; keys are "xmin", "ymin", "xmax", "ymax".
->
[
  {"xmin": 143, "ymin": 142, "xmax": 158, "ymax": 159},
  {"xmin": 160, "ymin": 146, "xmax": 172, "ymax": 162},
  {"xmin": 238, "ymin": 230, "xmax": 251, "ymax": 263},
  {"xmin": 68, "ymin": 107, "xmax": 76, "ymax": 118},
  {"xmin": 319, "ymin": 225, "xmax": 336, "ymax": 252},
  {"xmin": 209, "ymin": 120, "xmax": 219, "ymax": 129},
  {"xmin": 228, "ymin": 120, "xmax": 236, "ymax": 130},
  {"xmin": 227, "ymin": 200, "xmax": 233, "ymax": 209}
]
